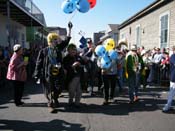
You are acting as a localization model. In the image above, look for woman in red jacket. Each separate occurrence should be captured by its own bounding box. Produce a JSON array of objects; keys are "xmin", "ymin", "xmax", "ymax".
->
[{"xmin": 6, "ymin": 44, "xmax": 28, "ymax": 106}]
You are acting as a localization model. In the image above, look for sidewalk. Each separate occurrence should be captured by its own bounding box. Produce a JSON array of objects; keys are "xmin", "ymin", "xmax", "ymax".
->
[{"xmin": 0, "ymin": 80, "xmax": 175, "ymax": 131}]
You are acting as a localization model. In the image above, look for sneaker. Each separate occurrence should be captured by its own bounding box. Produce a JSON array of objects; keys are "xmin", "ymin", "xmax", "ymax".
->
[
  {"xmin": 129, "ymin": 100, "xmax": 134, "ymax": 104},
  {"xmin": 134, "ymin": 96, "xmax": 139, "ymax": 102},
  {"xmin": 162, "ymin": 104, "xmax": 170, "ymax": 113},
  {"xmin": 68, "ymin": 102, "xmax": 74, "ymax": 108},
  {"xmin": 48, "ymin": 107, "xmax": 57, "ymax": 113},
  {"xmin": 109, "ymin": 99, "xmax": 115, "ymax": 103},
  {"xmin": 15, "ymin": 101, "xmax": 25, "ymax": 106},
  {"xmin": 47, "ymin": 103, "xmax": 52, "ymax": 107},
  {"xmin": 74, "ymin": 104, "xmax": 81, "ymax": 109}
]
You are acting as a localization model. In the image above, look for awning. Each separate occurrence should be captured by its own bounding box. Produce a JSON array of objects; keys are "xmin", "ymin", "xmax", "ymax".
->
[{"xmin": 0, "ymin": 0, "xmax": 45, "ymax": 27}]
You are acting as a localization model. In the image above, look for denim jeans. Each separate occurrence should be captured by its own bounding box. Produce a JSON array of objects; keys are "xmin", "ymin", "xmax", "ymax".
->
[{"xmin": 128, "ymin": 71, "xmax": 138, "ymax": 101}]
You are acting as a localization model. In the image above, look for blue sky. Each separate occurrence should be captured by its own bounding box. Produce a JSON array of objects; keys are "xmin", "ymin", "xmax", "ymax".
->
[{"xmin": 34, "ymin": 0, "xmax": 155, "ymax": 44}]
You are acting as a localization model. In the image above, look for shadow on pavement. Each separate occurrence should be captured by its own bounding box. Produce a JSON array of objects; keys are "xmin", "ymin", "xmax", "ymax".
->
[
  {"xmin": 19, "ymin": 102, "xmax": 48, "ymax": 108},
  {"xmin": 0, "ymin": 80, "xmax": 43, "ymax": 106},
  {"xmin": 53, "ymin": 98, "xmax": 168, "ymax": 115},
  {"xmin": 0, "ymin": 119, "xmax": 85, "ymax": 131}
]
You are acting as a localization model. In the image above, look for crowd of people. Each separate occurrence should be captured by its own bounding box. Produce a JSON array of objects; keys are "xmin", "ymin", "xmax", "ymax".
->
[{"xmin": 0, "ymin": 23, "xmax": 174, "ymax": 113}]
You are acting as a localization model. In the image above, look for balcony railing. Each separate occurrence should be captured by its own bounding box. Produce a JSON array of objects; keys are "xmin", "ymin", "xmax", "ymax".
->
[{"xmin": 12, "ymin": 0, "xmax": 46, "ymax": 26}]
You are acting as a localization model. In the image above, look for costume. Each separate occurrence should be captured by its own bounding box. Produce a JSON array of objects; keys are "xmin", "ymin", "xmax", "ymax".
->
[
  {"xmin": 33, "ymin": 36, "xmax": 71, "ymax": 109},
  {"xmin": 125, "ymin": 48, "xmax": 139, "ymax": 103}
]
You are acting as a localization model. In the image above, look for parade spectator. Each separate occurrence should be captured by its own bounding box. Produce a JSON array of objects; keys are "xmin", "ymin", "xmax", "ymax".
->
[
  {"xmin": 142, "ymin": 50, "xmax": 152, "ymax": 88},
  {"xmin": 136, "ymin": 47, "xmax": 145, "ymax": 89},
  {"xmin": 0, "ymin": 48, "xmax": 7, "ymax": 87},
  {"xmin": 162, "ymin": 46, "xmax": 175, "ymax": 112},
  {"xmin": 3, "ymin": 46, "xmax": 11, "ymax": 62},
  {"xmin": 147, "ymin": 48, "xmax": 164, "ymax": 85},
  {"xmin": 125, "ymin": 45, "xmax": 139, "ymax": 103},
  {"xmin": 116, "ymin": 47, "xmax": 125, "ymax": 93},
  {"xmin": 33, "ymin": 22, "xmax": 72, "ymax": 113},
  {"xmin": 80, "ymin": 38, "xmax": 96, "ymax": 96},
  {"xmin": 6, "ymin": 44, "xmax": 28, "ymax": 106},
  {"xmin": 98, "ymin": 52, "xmax": 118, "ymax": 105},
  {"xmin": 160, "ymin": 51, "xmax": 170, "ymax": 81},
  {"xmin": 63, "ymin": 44, "xmax": 84, "ymax": 108}
]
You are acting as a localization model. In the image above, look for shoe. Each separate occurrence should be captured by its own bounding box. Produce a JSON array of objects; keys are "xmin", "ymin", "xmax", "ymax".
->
[
  {"xmin": 102, "ymin": 100, "xmax": 109, "ymax": 105},
  {"xmin": 15, "ymin": 101, "xmax": 25, "ymax": 106},
  {"xmin": 129, "ymin": 100, "xmax": 134, "ymax": 104},
  {"xmin": 90, "ymin": 92, "xmax": 95, "ymax": 96},
  {"xmin": 74, "ymin": 104, "xmax": 81, "ymax": 109},
  {"xmin": 48, "ymin": 107, "xmax": 57, "ymax": 113},
  {"xmin": 134, "ymin": 96, "xmax": 139, "ymax": 102},
  {"xmin": 47, "ymin": 103, "xmax": 52, "ymax": 107},
  {"xmin": 109, "ymin": 98, "xmax": 115, "ymax": 103},
  {"xmin": 162, "ymin": 105, "xmax": 170, "ymax": 113},
  {"xmin": 68, "ymin": 102, "xmax": 74, "ymax": 108}
]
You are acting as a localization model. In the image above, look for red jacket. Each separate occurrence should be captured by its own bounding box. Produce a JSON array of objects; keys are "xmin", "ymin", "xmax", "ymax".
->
[{"xmin": 6, "ymin": 53, "xmax": 26, "ymax": 81}]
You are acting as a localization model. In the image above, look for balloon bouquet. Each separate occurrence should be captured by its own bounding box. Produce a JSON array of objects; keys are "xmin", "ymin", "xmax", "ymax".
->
[
  {"xmin": 95, "ymin": 38, "xmax": 118, "ymax": 69},
  {"xmin": 61, "ymin": 0, "xmax": 97, "ymax": 48},
  {"xmin": 61, "ymin": 0, "xmax": 96, "ymax": 14}
]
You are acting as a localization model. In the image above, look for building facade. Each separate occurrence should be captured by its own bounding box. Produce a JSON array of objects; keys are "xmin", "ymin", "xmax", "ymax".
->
[
  {"xmin": 0, "ymin": 0, "xmax": 46, "ymax": 49},
  {"xmin": 119, "ymin": 0, "xmax": 175, "ymax": 50},
  {"xmin": 100, "ymin": 24, "xmax": 119, "ymax": 45}
]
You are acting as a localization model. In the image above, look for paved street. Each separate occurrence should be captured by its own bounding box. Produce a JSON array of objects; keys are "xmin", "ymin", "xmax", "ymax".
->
[{"xmin": 0, "ymin": 80, "xmax": 175, "ymax": 131}]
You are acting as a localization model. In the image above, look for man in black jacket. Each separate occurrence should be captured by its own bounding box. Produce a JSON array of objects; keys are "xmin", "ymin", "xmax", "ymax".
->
[{"xmin": 33, "ymin": 22, "xmax": 72, "ymax": 113}]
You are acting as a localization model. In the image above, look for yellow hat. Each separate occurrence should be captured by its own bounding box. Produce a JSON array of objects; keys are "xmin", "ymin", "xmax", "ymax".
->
[{"xmin": 47, "ymin": 32, "xmax": 60, "ymax": 43}]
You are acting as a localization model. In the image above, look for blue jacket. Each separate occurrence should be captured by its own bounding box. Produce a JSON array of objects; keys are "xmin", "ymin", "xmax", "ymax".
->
[{"xmin": 170, "ymin": 54, "xmax": 175, "ymax": 82}]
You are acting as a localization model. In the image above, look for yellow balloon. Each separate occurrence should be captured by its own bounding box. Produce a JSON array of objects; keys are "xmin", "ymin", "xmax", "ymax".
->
[{"xmin": 104, "ymin": 38, "xmax": 115, "ymax": 51}]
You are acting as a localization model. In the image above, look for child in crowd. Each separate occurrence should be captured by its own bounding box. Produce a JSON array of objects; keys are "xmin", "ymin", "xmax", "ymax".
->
[{"xmin": 63, "ymin": 44, "xmax": 84, "ymax": 108}]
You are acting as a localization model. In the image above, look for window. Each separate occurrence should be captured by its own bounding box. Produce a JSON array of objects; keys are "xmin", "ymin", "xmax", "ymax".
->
[
  {"xmin": 136, "ymin": 25, "xmax": 141, "ymax": 47},
  {"xmin": 121, "ymin": 33, "xmax": 125, "ymax": 39},
  {"xmin": 159, "ymin": 11, "xmax": 169, "ymax": 48}
]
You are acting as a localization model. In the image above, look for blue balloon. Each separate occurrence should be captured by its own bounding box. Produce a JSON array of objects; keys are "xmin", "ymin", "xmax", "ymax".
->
[
  {"xmin": 100, "ymin": 56, "xmax": 111, "ymax": 69},
  {"xmin": 108, "ymin": 50, "xmax": 118, "ymax": 60},
  {"xmin": 95, "ymin": 45, "xmax": 106, "ymax": 57},
  {"xmin": 71, "ymin": 0, "xmax": 79, "ymax": 3},
  {"xmin": 76, "ymin": 0, "xmax": 90, "ymax": 13},
  {"xmin": 61, "ymin": 0, "xmax": 76, "ymax": 14}
]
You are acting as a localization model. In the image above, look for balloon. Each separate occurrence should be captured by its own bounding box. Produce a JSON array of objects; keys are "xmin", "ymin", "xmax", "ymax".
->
[
  {"xmin": 100, "ymin": 55, "xmax": 111, "ymax": 69},
  {"xmin": 95, "ymin": 45, "xmax": 106, "ymax": 57},
  {"xmin": 108, "ymin": 50, "xmax": 118, "ymax": 60},
  {"xmin": 87, "ymin": 0, "xmax": 96, "ymax": 8},
  {"xmin": 76, "ymin": 0, "xmax": 90, "ymax": 13},
  {"xmin": 61, "ymin": 0, "xmax": 76, "ymax": 14},
  {"xmin": 104, "ymin": 38, "xmax": 116, "ymax": 51},
  {"xmin": 71, "ymin": 0, "xmax": 79, "ymax": 3}
]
